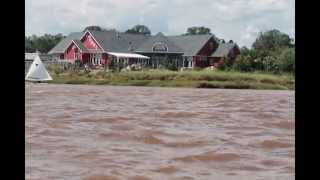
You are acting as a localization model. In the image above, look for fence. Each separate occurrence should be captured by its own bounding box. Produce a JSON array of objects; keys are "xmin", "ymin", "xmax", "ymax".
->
[{"xmin": 25, "ymin": 60, "xmax": 70, "ymax": 75}]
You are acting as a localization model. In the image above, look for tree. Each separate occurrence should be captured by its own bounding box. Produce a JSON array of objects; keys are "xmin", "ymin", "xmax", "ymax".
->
[
  {"xmin": 184, "ymin": 26, "xmax": 212, "ymax": 35},
  {"xmin": 240, "ymin": 46, "xmax": 250, "ymax": 56},
  {"xmin": 276, "ymin": 47, "xmax": 295, "ymax": 73},
  {"xmin": 25, "ymin": 33, "xmax": 65, "ymax": 53},
  {"xmin": 252, "ymin": 29, "xmax": 293, "ymax": 51},
  {"xmin": 83, "ymin": 25, "xmax": 103, "ymax": 32},
  {"xmin": 25, "ymin": 36, "xmax": 35, "ymax": 52},
  {"xmin": 232, "ymin": 55, "xmax": 254, "ymax": 72},
  {"xmin": 125, "ymin": 25, "xmax": 151, "ymax": 35}
]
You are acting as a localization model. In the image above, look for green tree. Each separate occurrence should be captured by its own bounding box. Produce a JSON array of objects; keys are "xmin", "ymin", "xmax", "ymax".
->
[
  {"xmin": 25, "ymin": 33, "xmax": 65, "ymax": 53},
  {"xmin": 184, "ymin": 26, "xmax": 212, "ymax": 35},
  {"xmin": 232, "ymin": 55, "xmax": 253, "ymax": 72},
  {"xmin": 25, "ymin": 36, "xmax": 35, "ymax": 52},
  {"xmin": 125, "ymin": 25, "xmax": 151, "ymax": 35},
  {"xmin": 276, "ymin": 47, "xmax": 295, "ymax": 73},
  {"xmin": 83, "ymin": 25, "xmax": 103, "ymax": 32},
  {"xmin": 252, "ymin": 29, "xmax": 293, "ymax": 51},
  {"xmin": 240, "ymin": 46, "xmax": 250, "ymax": 56},
  {"xmin": 231, "ymin": 29, "xmax": 295, "ymax": 74}
]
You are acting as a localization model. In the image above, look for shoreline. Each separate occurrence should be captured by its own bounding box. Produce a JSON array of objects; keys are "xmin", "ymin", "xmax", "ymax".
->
[
  {"xmin": 47, "ymin": 70, "xmax": 294, "ymax": 90},
  {"xmin": 30, "ymin": 83, "xmax": 295, "ymax": 92}
]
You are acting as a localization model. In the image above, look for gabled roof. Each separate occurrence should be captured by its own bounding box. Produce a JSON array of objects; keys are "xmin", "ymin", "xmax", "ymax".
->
[
  {"xmin": 48, "ymin": 30, "xmax": 238, "ymax": 58},
  {"xmin": 211, "ymin": 42, "xmax": 238, "ymax": 57},
  {"xmin": 48, "ymin": 32, "xmax": 83, "ymax": 54},
  {"xmin": 135, "ymin": 32, "xmax": 183, "ymax": 53},
  {"xmin": 72, "ymin": 39, "xmax": 89, "ymax": 53},
  {"xmin": 168, "ymin": 34, "xmax": 214, "ymax": 56},
  {"xmin": 89, "ymin": 30, "xmax": 150, "ymax": 53}
]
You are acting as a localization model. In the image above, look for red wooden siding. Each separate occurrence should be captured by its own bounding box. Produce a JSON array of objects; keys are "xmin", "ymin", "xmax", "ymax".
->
[
  {"xmin": 65, "ymin": 43, "xmax": 79, "ymax": 63},
  {"xmin": 82, "ymin": 53, "xmax": 90, "ymax": 63},
  {"xmin": 197, "ymin": 37, "xmax": 218, "ymax": 56},
  {"xmin": 81, "ymin": 32, "xmax": 102, "ymax": 50},
  {"xmin": 101, "ymin": 53, "xmax": 108, "ymax": 65},
  {"xmin": 192, "ymin": 56, "xmax": 209, "ymax": 68},
  {"xmin": 210, "ymin": 46, "xmax": 241, "ymax": 68},
  {"xmin": 193, "ymin": 37, "xmax": 219, "ymax": 68},
  {"xmin": 211, "ymin": 57, "xmax": 223, "ymax": 67}
]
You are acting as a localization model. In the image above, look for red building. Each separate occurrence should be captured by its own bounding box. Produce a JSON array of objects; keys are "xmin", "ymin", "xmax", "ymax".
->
[{"xmin": 49, "ymin": 30, "xmax": 240, "ymax": 70}]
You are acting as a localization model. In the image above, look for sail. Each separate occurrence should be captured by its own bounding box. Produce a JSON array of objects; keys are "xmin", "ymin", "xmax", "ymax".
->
[{"xmin": 25, "ymin": 55, "xmax": 52, "ymax": 81}]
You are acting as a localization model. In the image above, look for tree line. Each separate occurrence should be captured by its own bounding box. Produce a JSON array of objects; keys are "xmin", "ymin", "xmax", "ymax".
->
[
  {"xmin": 25, "ymin": 33, "xmax": 66, "ymax": 53},
  {"xmin": 220, "ymin": 29, "xmax": 295, "ymax": 74}
]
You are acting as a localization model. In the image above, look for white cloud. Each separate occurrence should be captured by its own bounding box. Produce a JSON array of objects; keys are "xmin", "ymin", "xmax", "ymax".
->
[
  {"xmin": 240, "ymin": 25, "xmax": 260, "ymax": 47},
  {"xmin": 25, "ymin": 0, "xmax": 294, "ymax": 47}
]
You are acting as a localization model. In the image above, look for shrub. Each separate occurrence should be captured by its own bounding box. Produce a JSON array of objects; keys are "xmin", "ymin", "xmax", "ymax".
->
[
  {"xmin": 218, "ymin": 57, "xmax": 236, "ymax": 71},
  {"xmin": 165, "ymin": 63, "xmax": 178, "ymax": 71},
  {"xmin": 277, "ymin": 47, "xmax": 295, "ymax": 73},
  {"xmin": 47, "ymin": 64, "xmax": 65, "ymax": 75}
]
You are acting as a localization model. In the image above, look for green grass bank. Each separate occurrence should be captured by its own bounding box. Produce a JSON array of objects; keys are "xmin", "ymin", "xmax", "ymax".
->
[{"xmin": 49, "ymin": 70, "xmax": 294, "ymax": 90}]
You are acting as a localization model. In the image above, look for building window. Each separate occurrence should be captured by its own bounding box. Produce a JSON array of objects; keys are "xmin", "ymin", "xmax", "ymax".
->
[{"xmin": 152, "ymin": 42, "xmax": 168, "ymax": 52}]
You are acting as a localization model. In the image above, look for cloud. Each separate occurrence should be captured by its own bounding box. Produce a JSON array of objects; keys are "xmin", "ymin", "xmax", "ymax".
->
[{"xmin": 26, "ymin": 0, "xmax": 294, "ymax": 47}]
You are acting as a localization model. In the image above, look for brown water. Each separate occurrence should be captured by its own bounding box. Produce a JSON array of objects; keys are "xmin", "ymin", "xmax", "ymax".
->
[{"xmin": 25, "ymin": 83, "xmax": 295, "ymax": 180}]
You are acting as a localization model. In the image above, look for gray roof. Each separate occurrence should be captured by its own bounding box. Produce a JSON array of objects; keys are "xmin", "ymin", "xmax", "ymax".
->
[
  {"xmin": 48, "ymin": 30, "xmax": 150, "ymax": 54},
  {"xmin": 89, "ymin": 30, "xmax": 150, "ymax": 53},
  {"xmin": 48, "ymin": 32, "xmax": 83, "ymax": 54},
  {"xmin": 72, "ymin": 39, "xmax": 89, "ymax": 53},
  {"xmin": 211, "ymin": 43, "xmax": 237, "ymax": 57},
  {"xmin": 168, "ymin": 34, "xmax": 214, "ymax": 56},
  {"xmin": 48, "ymin": 30, "xmax": 237, "ymax": 57},
  {"xmin": 135, "ymin": 32, "xmax": 183, "ymax": 53}
]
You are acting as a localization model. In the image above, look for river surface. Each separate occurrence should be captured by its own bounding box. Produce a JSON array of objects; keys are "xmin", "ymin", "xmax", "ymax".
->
[{"xmin": 25, "ymin": 83, "xmax": 295, "ymax": 180}]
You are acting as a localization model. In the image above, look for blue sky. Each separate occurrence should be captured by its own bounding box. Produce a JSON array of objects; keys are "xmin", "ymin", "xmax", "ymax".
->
[{"xmin": 25, "ymin": 0, "xmax": 295, "ymax": 47}]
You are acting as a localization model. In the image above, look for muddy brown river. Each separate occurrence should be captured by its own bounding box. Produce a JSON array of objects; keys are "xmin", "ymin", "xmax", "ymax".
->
[{"xmin": 25, "ymin": 83, "xmax": 295, "ymax": 180}]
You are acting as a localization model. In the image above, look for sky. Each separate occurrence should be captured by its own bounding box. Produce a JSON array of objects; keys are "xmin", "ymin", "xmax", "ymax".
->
[{"xmin": 25, "ymin": 0, "xmax": 295, "ymax": 47}]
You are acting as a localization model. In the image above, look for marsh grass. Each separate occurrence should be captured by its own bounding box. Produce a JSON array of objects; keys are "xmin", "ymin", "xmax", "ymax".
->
[{"xmin": 49, "ymin": 69, "xmax": 294, "ymax": 90}]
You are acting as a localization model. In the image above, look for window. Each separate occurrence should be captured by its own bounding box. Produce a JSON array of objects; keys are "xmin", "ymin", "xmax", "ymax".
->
[
  {"xmin": 75, "ymin": 53, "xmax": 80, "ymax": 60},
  {"xmin": 152, "ymin": 42, "xmax": 168, "ymax": 52}
]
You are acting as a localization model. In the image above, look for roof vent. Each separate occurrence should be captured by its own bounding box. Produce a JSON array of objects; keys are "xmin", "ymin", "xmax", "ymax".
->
[{"xmin": 128, "ymin": 42, "xmax": 133, "ymax": 51}]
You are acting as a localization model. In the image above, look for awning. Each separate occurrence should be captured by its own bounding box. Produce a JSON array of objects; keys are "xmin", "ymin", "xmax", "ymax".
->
[{"xmin": 108, "ymin": 52, "xmax": 150, "ymax": 59}]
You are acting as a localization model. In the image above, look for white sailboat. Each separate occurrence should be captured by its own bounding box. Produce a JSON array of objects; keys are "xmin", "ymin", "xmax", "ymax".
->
[{"xmin": 25, "ymin": 55, "xmax": 52, "ymax": 82}]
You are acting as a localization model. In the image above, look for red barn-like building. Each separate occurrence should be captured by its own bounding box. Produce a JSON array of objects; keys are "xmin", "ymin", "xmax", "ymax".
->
[{"xmin": 49, "ymin": 30, "xmax": 240, "ymax": 70}]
